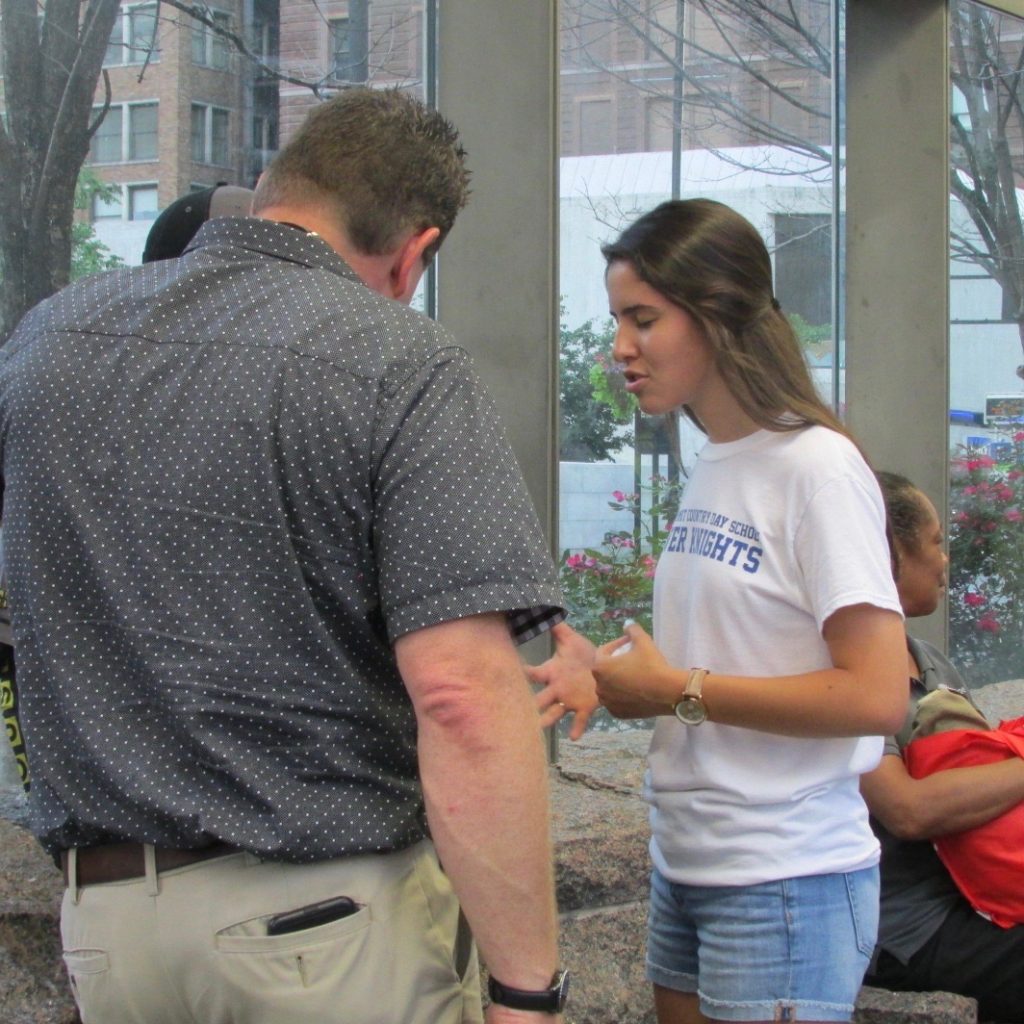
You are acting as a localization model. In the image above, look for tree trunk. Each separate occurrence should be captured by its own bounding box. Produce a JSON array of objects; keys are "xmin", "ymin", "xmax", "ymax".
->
[{"xmin": 0, "ymin": 0, "xmax": 122, "ymax": 340}]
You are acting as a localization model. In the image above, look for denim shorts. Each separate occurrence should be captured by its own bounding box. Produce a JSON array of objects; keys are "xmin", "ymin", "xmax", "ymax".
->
[{"xmin": 646, "ymin": 865, "xmax": 879, "ymax": 1022}]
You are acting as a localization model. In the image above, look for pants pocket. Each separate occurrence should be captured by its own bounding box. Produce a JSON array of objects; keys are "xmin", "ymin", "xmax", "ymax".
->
[
  {"xmin": 62, "ymin": 948, "xmax": 111, "ymax": 1023},
  {"xmin": 215, "ymin": 901, "xmax": 373, "ymax": 986},
  {"xmin": 845, "ymin": 868, "xmax": 881, "ymax": 960}
]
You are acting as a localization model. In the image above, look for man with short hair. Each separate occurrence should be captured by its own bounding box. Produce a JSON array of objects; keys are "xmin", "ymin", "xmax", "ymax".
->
[{"xmin": 0, "ymin": 87, "xmax": 567, "ymax": 1024}]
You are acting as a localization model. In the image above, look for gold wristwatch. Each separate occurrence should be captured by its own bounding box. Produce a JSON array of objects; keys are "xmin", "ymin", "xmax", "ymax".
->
[{"xmin": 673, "ymin": 667, "xmax": 709, "ymax": 725}]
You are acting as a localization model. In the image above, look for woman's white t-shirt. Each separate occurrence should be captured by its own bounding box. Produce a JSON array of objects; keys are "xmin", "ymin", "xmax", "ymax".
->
[{"xmin": 647, "ymin": 426, "xmax": 902, "ymax": 886}]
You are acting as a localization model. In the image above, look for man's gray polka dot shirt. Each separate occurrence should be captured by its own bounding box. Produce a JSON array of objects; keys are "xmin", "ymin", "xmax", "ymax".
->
[{"xmin": 0, "ymin": 217, "xmax": 564, "ymax": 861}]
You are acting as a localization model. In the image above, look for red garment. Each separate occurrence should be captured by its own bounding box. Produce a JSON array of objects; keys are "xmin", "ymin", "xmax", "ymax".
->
[{"xmin": 904, "ymin": 716, "xmax": 1024, "ymax": 928}]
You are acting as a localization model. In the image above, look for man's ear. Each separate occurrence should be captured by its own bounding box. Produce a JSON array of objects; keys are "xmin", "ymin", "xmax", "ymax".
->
[{"xmin": 390, "ymin": 227, "xmax": 442, "ymax": 303}]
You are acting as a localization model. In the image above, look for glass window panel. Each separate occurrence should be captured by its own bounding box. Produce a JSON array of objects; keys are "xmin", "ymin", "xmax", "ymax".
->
[
  {"xmin": 91, "ymin": 190, "xmax": 123, "ymax": 220},
  {"xmin": 558, "ymin": 0, "xmax": 842, "ymax": 733},
  {"xmin": 190, "ymin": 104, "xmax": 206, "ymax": 162},
  {"xmin": 1, "ymin": 0, "xmax": 432, "ymax": 305},
  {"xmin": 211, "ymin": 108, "xmax": 230, "ymax": 165},
  {"xmin": 644, "ymin": 96, "xmax": 675, "ymax": 152},
  {"xmin": 193, "ymin": 10, "xmax": 230, "ymax": 68},
  {"xmin": 105, "ymin": 13, "xmax": 124, "ymax": 66},
  {"xmin": 191, "ymin": 20, "xmax": 206, "ymax": 64},
  {"xmin": 331, "ymin": 17, "xmax": 352, "ymax": 78},
  {"xmin": 89, "ymin": 106, "xmax": 123, "ymax": 163},
  {"xmin": 128, "ymin": 103, "xmax": 158, "ymax": 161},
  {"xmin": 127, "ymin": 184, "xmax": 159, "ymax": 220},
  {"xmin": 948, "ymin": 0, "xmax": 1024, "ymax": 686},
  {"xmin": 330, "ymin": 4, "xmax": 368, "ymax": 83},
  {"xmin": 128, "ymin": 5, "xmax": 158, "ymax": 64},
  {"xmin": 578, "ymin": 99, "xmax": 612, "ymax": 155},
  {"xmin": 212, "ymin": 13, "xmax": 231, "ymax": 69}
]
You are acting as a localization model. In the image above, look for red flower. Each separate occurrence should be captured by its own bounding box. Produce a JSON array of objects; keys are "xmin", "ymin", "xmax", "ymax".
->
[
  {"xmin": 977, "ymin": 615, "xmax": 1001, "ymax": 634},
  {"xmin": 963, "ymin": 592, "xmax": 987, "ymax": 608},
  {"xmin": 1006, "ymin": 508, "xmax": 1023, "ymax": 523}
]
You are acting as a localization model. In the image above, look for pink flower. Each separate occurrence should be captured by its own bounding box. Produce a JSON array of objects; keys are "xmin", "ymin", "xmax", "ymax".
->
[
  {"xmin": 1006, "ymin": 508, "xmax": 1023, "ymax": 523},
  {"xmin": 977, "ymin": 615, "xmax": 1001, "ymax": 634},
  {"xmin": 966, "ymin": 457, "xmax": 996, "ymax": 471},
  {"xmin": 964, "ymin": 592, "xmax": 987, "ymax": 607},
  {"xmin": 1015, "ymin": 431, "xmax": 1024, "ymax": 442},
  {"xmin": 963, "ymin": 486, "xmax": 977, "ymax": 495},
  {"xmin": 1008, "ymin": 470, "xmax": 1023, "ymax": 481},
  {"xmin": 565, "ymin": 554, "xmax": 585, "ymax": 570},
  {"xmin": 996, "ymin": 485, "xmax": 1015, "ymax": 502},
  {"xmin": 612, "ymin": 490, "xmax": 626, "ymax": 502}
]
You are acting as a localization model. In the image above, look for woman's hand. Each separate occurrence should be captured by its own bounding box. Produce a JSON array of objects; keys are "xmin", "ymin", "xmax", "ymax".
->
[
  {"xmin": 528, "ymin": 622, "xmax": 601, "ymax": 740},
  {"xmin": 592, "ymin": 622, "xmax": 680, "ymax": 719}
]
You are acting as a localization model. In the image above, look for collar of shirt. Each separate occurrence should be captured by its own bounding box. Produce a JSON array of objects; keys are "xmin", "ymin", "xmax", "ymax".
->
[{"xmin": 185, "ymin": 216, "xmax": 359, "ymax": 282}]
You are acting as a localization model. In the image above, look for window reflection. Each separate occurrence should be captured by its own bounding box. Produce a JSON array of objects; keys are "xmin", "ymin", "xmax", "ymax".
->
[
  {"xmin": 948, "ymin": 0, "xmax": 1024, "ymax": 685},
  {"xmin": 558, "ymin": 1, "xmax": 841, "ymax": 729},
  {"xmin": 54, "ymin": 1, "xmax": 429, "ymax": 275}
]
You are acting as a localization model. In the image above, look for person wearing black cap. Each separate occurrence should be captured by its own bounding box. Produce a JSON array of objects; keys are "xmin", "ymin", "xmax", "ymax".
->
[
  {"xmin": 0, "ymin": 88, "xmax": 566, "ymax": 1024},
  {"xmin": 142, "ymin": 183, "xmax": 254, "ymax": 263}
]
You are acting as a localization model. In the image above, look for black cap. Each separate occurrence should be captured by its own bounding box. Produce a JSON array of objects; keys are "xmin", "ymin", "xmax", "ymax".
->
[{"xmin": 142, "ymin": 185, "xmax": 254, "ymax": 263}]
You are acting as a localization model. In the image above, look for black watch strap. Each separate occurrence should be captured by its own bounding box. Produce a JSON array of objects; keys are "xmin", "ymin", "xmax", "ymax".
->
[{"xmin": 488, "ymin": 969, "xmax": 569, "ymax": 1013}]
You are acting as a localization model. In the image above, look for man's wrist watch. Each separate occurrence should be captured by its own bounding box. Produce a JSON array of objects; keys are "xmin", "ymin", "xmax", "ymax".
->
[
  {"xmin": 673, "ymin": 667, "xmax": 709, "ymax": 725},
  {"xmin": 488, "ymin": 969, "xmax": 570, "ymax": 1014}
]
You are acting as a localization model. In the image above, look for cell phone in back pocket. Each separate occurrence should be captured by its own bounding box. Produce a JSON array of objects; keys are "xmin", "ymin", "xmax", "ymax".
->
[{"xmin": 265, "ymin": 895, "xmax": 360, "ymax": 936}]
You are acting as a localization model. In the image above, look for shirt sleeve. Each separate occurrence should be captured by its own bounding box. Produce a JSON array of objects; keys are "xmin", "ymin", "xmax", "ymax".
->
[
  {"xmin": 794, "ymin": 468, "xmax": 904, "ymax": 633},
  {"xmin": 371, "ymin": 344, "xmax": 564, "ymax": 643}
]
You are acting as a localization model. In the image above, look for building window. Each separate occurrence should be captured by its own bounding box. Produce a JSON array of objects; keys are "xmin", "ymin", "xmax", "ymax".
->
[
  {"xmin": 192, "ymin": 9, "xmax": 232, "ymax": 70},
  {"xmin": 768, "ymin": 80, "xmax": 807, "ymax": 140},
  {"xmin": 578, "ymin": 99, "xmax": 612, "ymax": 156},
  {"xmin": 91, "ymin": 190, "xmax": 124, "ymax": 221},
  {"xmin": 128, "ymin": 103, "xmax": 158, "ymax": 161},
  {"xmin": 89, "ymin": 183, "xmax": 158, "ymax": 222},
  {"xmin": 250, "ymin": 17, "xmax": 278, "ymax": 66},
  {"xmin": 105, "ymin": 3, "xmax": 159, "ymax": 66},
  {"xmin": 191, "ymin": 104, "xmax": 231, "ymax": 166},
  {"xmin": 644, "ymin": 96, "xmax": 675, "ymax": 152},
  {"xmin": 90, "ymin": 107, "xmax": 124, "ymax": 164},
  {"xmin": 251, "ymin": 114, "xmax": 278, "ymax": 169},
  {"xmin": 88, "ymin": 103, "xmax": 158, "ymax": 164},
  {"xmin": 330, "ymin": 8, "xmax": 368, "ymax": 83},
  {"xmin": 128, "ymin": 184, "xmax": 159, "ymax": 221}
]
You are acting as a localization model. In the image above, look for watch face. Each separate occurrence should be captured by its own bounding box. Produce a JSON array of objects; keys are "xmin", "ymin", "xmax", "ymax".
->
[{"xmin": 674, "ymin": 696, "xmax": 707, "ymax": 725}]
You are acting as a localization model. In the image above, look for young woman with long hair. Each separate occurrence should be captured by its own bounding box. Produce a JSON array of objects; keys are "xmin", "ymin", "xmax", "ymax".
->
[{"xmin": 533, "ymin": 199, "xmax": 906, "ymax": 1024}]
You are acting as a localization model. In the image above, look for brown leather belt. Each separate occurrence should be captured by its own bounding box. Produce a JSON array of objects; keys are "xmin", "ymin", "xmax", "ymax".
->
[{"xmin": 61, "ymin": 841, "xmax": 240, "ymax": 887}]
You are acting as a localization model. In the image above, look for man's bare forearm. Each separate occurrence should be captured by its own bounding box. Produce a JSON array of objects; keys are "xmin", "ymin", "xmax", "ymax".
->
[{"xmin": 396, "ymin": 614, "xmax": 559, "ymax": 999}]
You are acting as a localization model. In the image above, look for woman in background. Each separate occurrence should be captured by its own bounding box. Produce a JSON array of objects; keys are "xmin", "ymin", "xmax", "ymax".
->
[
  {"xmin": 860, "ymin": 470, "xmax": 1024, "ymax": 1021},
  {"xmin": 533, "ymin": 199, "xmax": 906, "ymax": 1024}
]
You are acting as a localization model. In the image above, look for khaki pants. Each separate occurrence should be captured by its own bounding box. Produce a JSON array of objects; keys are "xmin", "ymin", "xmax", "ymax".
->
[{"xmin": 61, "ymin": 840, "xmax": 482, "ymax": 1024}]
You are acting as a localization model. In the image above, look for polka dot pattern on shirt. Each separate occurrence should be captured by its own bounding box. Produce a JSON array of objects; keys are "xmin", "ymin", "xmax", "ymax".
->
[{"xmin": 0, "ymin": 218, "xmax": 564, "ymax": 860}]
